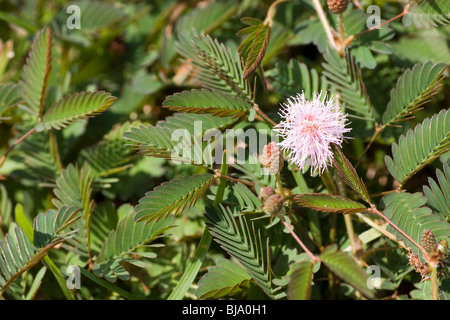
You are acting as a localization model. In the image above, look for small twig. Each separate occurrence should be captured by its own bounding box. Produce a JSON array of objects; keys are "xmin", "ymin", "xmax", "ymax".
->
[
  {"xmin": 368, "ymin": 204, "xmax": 429, "ymax": 262},
  {"xmin": 253, "ymin": 104, "xmax": 277, "ymax": 127},
  {"xmin": 355, "ymin": 123, "xmax": 385, "ymax": 168},
  {"xmin": 0, "ymin": 127, "xmax": 36, "ymax": 178},
  {"xmin": 279, "ymin": 214, "xmax": 319, "ymax": 263},
  {"xmin": 311, "ymin": 0, "xmax": 337, "ymax": 51},
  {"xmin": 214, "ymin": 171, "xmax": 255, "ymax": 187}
]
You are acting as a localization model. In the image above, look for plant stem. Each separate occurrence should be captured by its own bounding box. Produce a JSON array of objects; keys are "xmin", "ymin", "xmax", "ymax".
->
[
  {"xmin": 311, "ymin": 0, "xmax": 337, "ymax": 51},
  {"xmin": 344, "ymin": 5, "xmax": 410, "ymax": 47},
  {"xmin": 279, "ymin": 214, "xmax": 318, "ymax": 263},
  {"xmin": 275, "ymin": 172, "xmax": 285, "ymax": 197},
  {"xmin": 0, "ymin": 127, "xmax": 36, "ymax": 177},
  {"xmin": 368, "ymin": 204, "xmax": 429, "ymax": 261},
  {"xmin": 355, "ymin": 123, "xmax": 385, "ymax": 168},
  {"xmin": 430, "ymin": 265, "xmax": 439, "ymax": 300},
  {"xmin": 254, "ymin": 104, "xmax": 277, "ymax": 127}
]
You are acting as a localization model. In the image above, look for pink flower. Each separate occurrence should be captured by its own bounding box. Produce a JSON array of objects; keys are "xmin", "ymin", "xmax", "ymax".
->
[{"xmin": 274, "ymin": 92, "xmax": 351, "ymax": 175}]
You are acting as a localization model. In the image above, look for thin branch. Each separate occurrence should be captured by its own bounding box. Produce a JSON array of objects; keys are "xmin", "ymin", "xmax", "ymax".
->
[
  {"xmin": 254, "ymin": 104, "xmax": 277, "ymax": 127},
  {"xmin": 311, "ymin": 0, "xmax": 337, "ymax": 51},
  {"xmin": 0, "ymin": 127, "xmax": 36, "ymax": 178},
  {"xmin": 279, "ymin": 214, "xmax": 319, "ymax": 263},
  {"xmin": 368, "ymin": 204, "xmax": 430, "ymax": 262}
]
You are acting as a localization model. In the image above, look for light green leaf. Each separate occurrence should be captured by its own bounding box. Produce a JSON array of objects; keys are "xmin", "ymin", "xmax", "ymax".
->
[
  {"xmin": 385, "ymin": 109, "xmax": 450, "ymax": 187},
  {"xmin": 196, "ymin": 258, "xmax": 254, "ymax": 299},
  {"xmin": 93, "ymin": 209, "xmax": 174, "ymax": 283},
  {"xmin": 163, "ymin": 89, "xmax": 253, "ymax": 117},
  {"xmin": 134, "ymin": 173, "xmax": 214, "ymax": 222},
  {"xmin": 423, "ymin": 162, "xmax": 450, "ymax": 220},
  {"xmin": 18, "ymin": 27, "xmax": 52, "ymax": 117},
  {"xmin": 379, "ymin": 191, "xmax": 450, "ymax": 257},
  {"xmin": 36, "ymin": 91, "xmax": 116, "ymax": 131},
  {"xmin": 382, "ymin": 61, "xmax": 446, "ymax": 125}
]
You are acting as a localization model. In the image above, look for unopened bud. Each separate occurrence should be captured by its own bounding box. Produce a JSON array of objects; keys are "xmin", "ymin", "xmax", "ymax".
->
[
  {"xmin": 421, "ymin": 229, "xmax": 437, "ymax": 255},
  {"xmin": 263, "ymin": 194, "xmax": 284, "ymax": 215},
  {"xmin": 260, "ymin": 186, "xmax": 275, "ymax": 202},
  {"xmin": 327, "ymin": 0, "xmax": 349, "ymax": 14},
  {"xmin": 260, "ymin": 142, "xmax": 284, "ymax": 174}
]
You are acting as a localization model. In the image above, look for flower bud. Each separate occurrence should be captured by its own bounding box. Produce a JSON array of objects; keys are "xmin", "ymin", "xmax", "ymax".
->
[
  {"xmin": 260, "ymin": 186, "xmax": 275, "ymax": 202},
  {"xmin": 421, "ymin": 229, "xmax": 437, "ymax": 255},
  {"xmin": 327, "ymin": 0, "xmax": 349, "ymax": 14},
  {"xmin": 263, "ymin": 194, "xmax": 284, "ymax": 215},
  {"xmin": 260, "ymin": 142, "xmax": 284, "ymax": 174}
]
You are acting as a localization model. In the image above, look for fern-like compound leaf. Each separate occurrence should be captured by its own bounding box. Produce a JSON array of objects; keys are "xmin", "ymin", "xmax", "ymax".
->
[
  {"xmin": 79, "ymin": 121, "xmax": 138, "ymax": 178},
  {"xmin": 35, "ymin": 91, "xmax": 116, "ymax": 131},
  {"xmin": 94, "ymin": 209, "xmax": 174, "ymax": 283},
  {"xmin": 385, "ymin": 109, "xmax": 450, "ymax": 187},
  {"xmin": 177, "ymin": 32, "xmax": 253, "ymax": 103},
  {"xmin": 423, "ymin": 162, "xmax": 450, "ymax": 220},
  {"xmin": 163, "ymin": 89, "xmax": 253, "ymax": 117},
  {"xmin": 322, "ymin": 48, "xmax": 375, "ymax": 122},
  {"xmin": 124, "ymin": 113, "xmax": 238, "ymax": 167},
  {"xmin": 0, "ymin": 206, "xmax": 80, "ymax": 293},
  {"xmin": 403, "ymin": 0, "xmax": 450, "ymax": 29},
  {"xmin": 295, "ymin": 193, "xmax": 367, "ymax": 214},
  {"xmin": 134, "ymin": 173, "xmax": 215, "ymax": 222},
  {"xmin": 0, "ymin": 83, "xmax": 22, "ymax": 121},
  {"xmin": 332, "ymin": 146, "xmax": 371, "ymax": 204},
  {"xmin": 382, "ymin": 61, "xmax": 446, "ymax": 126},
  {"xmin": 237, "ymin": 18, "xmax": 271, "ymax": 79},
  {"xmin": 196, "ymin": 258, "xmax": 254, "ymax": 299},
  {"xmin": 379, "ymin": 191, "xmax": 450, "ymax": 257},
  {"xmin": 267, "ymin": 59, "xmax": 328, "ymax": 101},
  {"xmin": 205, "ymin": 205, "xmax": 280, "ymax": 298},
  {"xmin": 18, "ymin": 27, "xmax": 52, "ymax": 117}
]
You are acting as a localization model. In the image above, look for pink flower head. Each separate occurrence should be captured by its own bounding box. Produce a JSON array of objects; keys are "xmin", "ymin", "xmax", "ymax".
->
[{"xmin": 274, "ymin": 92, "xmax": 351, "ymax": 175}]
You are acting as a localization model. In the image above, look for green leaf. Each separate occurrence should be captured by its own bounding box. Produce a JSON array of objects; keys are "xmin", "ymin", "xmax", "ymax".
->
[
  {"xmin": 35, "ymin": 91, "xmax": 116, "ymax": 131},
  {"xmin": 79, "ymin": 121, "xmax": 138, "ymax": 178},
  {"xmin": 134, "ymin": 173, "xmax": 214, "ymax": 222},
  {"xmin": 332, "ymin": 145, "xmax": 371, "ymax": 204},
  {"xmin": 177, "ymin": 32, "xmax": 252, "ymax": 103},
  {"xmin": 320, "ymin": 245, "xmax": 374, "ymax": 299},
  {"xmin": 382, "ymin": 61, "xmax": 446, "ymax": 125},
  {"xmin": 205, "ymin": 205, "xmax": 281, "ymax": 298},
  {"xmin": 0, "ymin": 184, "xmax": 12, "ymax": 233},
  {"xmin": 237, "ymin": 18, "xmax": 271, "ymax": 79},
  {"xmin": 379, "ymin": 191, "xmax": 450, "ymax": 257},
  {"xmin": 93, "ymin": 209, "xmax": 174, "ymax": 283},
  {"xmin": 163, "ymin": 89, "xmax": 253, "ymax": 117},
  {"xmin": 0, "ymin": 206, "xmax": 80, "ymax": 294},
  {"xmin": 175, "ymin": 2, "xmax": 237, "ymax": 35},
  {"xmin": 196, "ymin": 258, "xmax": 254, "ymax": 299},
  {"xmin": 18, "ymin": 27, "xmax": 52, "ymax": 117},
  {"xmin": 123, "ymin": 113, "xmax": 237, "ymax": 167},
  {"xmin": 18, "ymin": 130, "xmax": 60, "ymax": 182},
  {"xmin": 287, "ymin": 259, "xmax": 316, "ymax": 300},
  {"xmin": 267, "ymin": 59, "xmax": 328, "ymax": 100},
  {"xmin": 384, "ymin": 109, "xmax": 450, "ymax": 187},
  {"xmin": 0, "ymin": 83, "xmax": 22, "ymax": 120},
  {"xmin": 295, "ymin": 193, "xmax": 367, "ymax": 214},
  {"xmin": 423, "ymin": 162, "xmax": 450, "ymax": 220},
  {"xmin": 403, "ymin": 0, "xmax": 450, "ymax": 29},
  {"xmin": 322, "ymin": 48, "xmax": 375, "ymax": 122}
]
